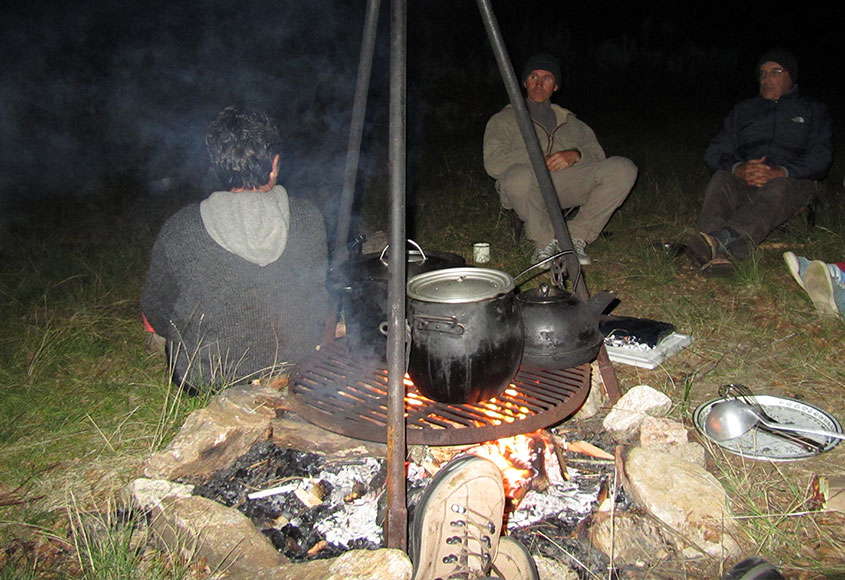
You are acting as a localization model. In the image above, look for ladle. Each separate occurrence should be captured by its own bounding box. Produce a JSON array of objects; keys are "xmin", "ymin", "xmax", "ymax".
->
[{"xmin": 704, "ymin": 400, "xmax": 845, "ymax": 442}]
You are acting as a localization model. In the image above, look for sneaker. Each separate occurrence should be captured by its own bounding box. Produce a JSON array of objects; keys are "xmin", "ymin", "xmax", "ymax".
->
[
  {"xmin": 530, "ymin": 238, "xmax": 561, "ymax": 270},
  {"xmin": 489, "ymin": 537, "xmax": 539, "ymax": 580},
  {"xmin": 571, "ymin": 238, "xmax": 591, "ymax": 266},
  {"xmin": 410, "ymin": 455, "xmax": 505, "ymax": 580},
  {"xmin": 803, "ymin": 260, "xmax": 845, "ymax": 318},
  {"xmin": 783, "ymin": 251, "xmax": 810, "ymax": 290}
]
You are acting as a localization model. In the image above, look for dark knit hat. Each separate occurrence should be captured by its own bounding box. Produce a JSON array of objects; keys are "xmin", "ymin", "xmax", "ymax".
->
[
  {"xmin": 757, "ymin": 48, "xmax": 798, "ymax": 81},
  {"xmin": 522, "ymin": 53, "xmax": 562, "ymax": 87}
]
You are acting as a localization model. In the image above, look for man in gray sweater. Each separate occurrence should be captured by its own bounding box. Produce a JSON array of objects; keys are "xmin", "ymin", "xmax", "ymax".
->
[{"xmin": 142, "ymin": 107, "xmax": 329, "ymax": 392}]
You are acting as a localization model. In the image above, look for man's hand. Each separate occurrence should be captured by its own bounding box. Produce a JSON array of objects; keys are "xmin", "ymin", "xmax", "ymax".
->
[
  {"xmin": 733, "ymin": 156, "xmax": 787, "ymax": 187},
  {"xmin": 546, "ymin": 149, "xmax": 581, "ymax": 172}
]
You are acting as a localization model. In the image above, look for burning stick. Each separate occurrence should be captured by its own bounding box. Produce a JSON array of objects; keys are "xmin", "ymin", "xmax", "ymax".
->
[{"xmin": 550, "ymin": 435, "xmax": 570, "ymax": 481}]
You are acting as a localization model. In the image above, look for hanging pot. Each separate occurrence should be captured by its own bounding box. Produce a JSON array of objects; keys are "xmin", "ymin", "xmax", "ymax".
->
[
  {"xmin": 517, "ymin": 283, "xmax": 614, "ymax": 369},
  {"xmin": 330, "ymin": 240, "xmax": 465, "ymax": 356},
  {"xmin": 406, "ymin": 268, "xmax": 523, "ymax": 404}
]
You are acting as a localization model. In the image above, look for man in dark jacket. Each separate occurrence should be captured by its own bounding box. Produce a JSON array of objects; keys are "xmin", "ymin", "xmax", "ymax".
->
[
  {"xmin": 686, "ymin": 48, "xmax": 833, "ymax": 276},
  {"xmin": 141, "ymin": 107, "xmax": 329, "ymax": 392}
]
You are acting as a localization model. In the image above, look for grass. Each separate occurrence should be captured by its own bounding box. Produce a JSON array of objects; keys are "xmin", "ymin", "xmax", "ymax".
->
[{"xmin": 1, "ymin": 99, "xmax": 844, "ymax": 579}]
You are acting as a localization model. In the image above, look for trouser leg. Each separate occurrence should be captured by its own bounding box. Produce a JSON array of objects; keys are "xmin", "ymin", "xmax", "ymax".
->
[
  {"xmin": 496, "ymin": 163, "xmax": 556, "ymax": 247},
  {"xmin": 698, "ymin": 171, "xmax": 757, "ymax": 234},
  {"xmin": 551, "ymin": 156, "xmax": 637, "ymax": 243},
  {"xmin": 698, "ymin": 171, "xmax": 816, "ymax": 245}
]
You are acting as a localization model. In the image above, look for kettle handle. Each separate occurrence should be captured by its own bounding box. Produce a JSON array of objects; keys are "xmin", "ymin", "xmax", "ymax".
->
[
  {"xmin": 514, "ymin": 249, "xmax": 581, "ymax": 290},
  {"xmin": 379, "ymin": 239, "xmax": 427, "ymax": 265}
]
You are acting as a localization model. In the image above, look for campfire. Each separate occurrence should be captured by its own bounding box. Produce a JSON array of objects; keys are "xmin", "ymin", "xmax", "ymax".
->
[{"xmin": 182, "ymin": 425, "xmax": 616, "ymax": 566}]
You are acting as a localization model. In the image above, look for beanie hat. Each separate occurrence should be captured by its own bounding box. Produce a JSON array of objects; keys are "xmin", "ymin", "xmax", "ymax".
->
[
  {"xmin": 522, "ymin": 53, "xmax": 562, "ymax": 87},
  {"xmin": 757, "ymin": 48, "xmax": 798, "ymax": 82}
]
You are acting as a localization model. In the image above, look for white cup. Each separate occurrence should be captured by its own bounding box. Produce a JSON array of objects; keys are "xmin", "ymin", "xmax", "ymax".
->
[{"xmin": 472, "ymin": 242, "xmax": 491, "ymax": 264}]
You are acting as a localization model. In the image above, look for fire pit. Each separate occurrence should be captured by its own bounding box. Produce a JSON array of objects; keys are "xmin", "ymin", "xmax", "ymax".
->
[{"xmin": 287, "ymin": 339, "xmax": 591, "ymax": 446}]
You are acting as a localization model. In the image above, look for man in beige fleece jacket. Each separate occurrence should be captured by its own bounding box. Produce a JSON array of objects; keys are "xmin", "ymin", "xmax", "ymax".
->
[{"xmin": 483, "ymin": 53, "xmax": 637, "ymax": 265}]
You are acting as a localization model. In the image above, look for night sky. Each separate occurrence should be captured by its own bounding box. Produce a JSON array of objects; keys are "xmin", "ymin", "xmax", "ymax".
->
[{"xmin": 1, "ymin": 0, "xmax": 842, "ymax": 205}]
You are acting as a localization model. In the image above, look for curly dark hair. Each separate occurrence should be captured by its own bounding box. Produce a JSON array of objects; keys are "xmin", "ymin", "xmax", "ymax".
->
[{"xmin": 205, "ymin": 106, "xmax": 281, "ymax": 190}]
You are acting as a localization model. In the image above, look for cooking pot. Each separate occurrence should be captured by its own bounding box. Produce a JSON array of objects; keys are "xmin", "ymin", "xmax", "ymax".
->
[
  {"xmin": 332, "ymin": 240, "xmax": 465, "ymax": 356},
  {"xmin": 517, "ymin": 283, "xmax": 614, "ymax": 370},
  {"xmin": 406, "ymin": 268, "xmax": 523, "ymax": 404}
]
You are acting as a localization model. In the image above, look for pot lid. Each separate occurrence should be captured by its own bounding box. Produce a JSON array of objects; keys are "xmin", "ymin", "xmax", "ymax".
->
[{"xmin": 407, "ymin": 268, "xmax": 515, "ymax": 303}]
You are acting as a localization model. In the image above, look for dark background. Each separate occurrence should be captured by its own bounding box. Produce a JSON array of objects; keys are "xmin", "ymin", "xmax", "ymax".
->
[{"xmin": 1, "ymin": 0, "xmax": 842, "ymax": 220}]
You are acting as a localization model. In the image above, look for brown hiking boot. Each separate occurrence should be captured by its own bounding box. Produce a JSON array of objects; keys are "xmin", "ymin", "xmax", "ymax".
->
[{"xmin": 410, "ymin": 455, "xmax": 505, "ymax": 580}]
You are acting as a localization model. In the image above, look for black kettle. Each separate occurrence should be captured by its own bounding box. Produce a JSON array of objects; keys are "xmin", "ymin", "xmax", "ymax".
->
[{"xmin": 516, "ymin": 284, "xmax": 615, "ymax": 369}]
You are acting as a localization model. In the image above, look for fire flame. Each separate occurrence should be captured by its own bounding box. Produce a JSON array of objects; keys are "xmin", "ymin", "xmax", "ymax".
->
[{"xmin": 466, "ymin": 431, "xmax": 551, "ymax": 503}]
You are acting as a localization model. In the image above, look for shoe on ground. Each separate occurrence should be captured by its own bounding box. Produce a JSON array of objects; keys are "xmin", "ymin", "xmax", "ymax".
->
[
  {"xmin": 410, "ymin": 454, "xmax": 505, "ymax": 580},
  {"xmin": 530, "ymin": 238, "xmax": 561, "ymax": 271},
  {"xmin": 571, "ymin": 238, "xmax": 591, "ymax": 266},
  {"xmin": 721, "ymin": 557, "xmax": 785, "ymax": 580},
  {"xmin": 489, "ymin": 536, "xmax": 539, "ymax": 580},
  {"xmin": 700, "ymin": 256, "xmax": 735, "ymax": 278},
  {"xmin": 685, "ymin": 231, "xmax": 720, "ymax": 266},
  {"xmin": 803, "ymin": 260, "xmax": 845, "ymax": 318},
  {"xmin": 783, "ymin": 251, "xmax": 810, "ymax": 290}
]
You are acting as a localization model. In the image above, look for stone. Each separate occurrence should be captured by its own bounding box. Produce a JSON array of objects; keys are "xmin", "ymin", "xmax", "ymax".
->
[
  {"xmin": 248, "ymin": 549, "xmax": 412, "ymax": 580},
  {"xmin": 646, "ymin": 442, "xmax": 706, "ymax": 467},
  {"xmin": 639, "ymin": 415, "xmax": 688, "ymax": 447},
  {"xmin": 534, "ymin": 554, "xmax": 580, "ymax": 580},
  {"xmin": 126, "ymin": 477, "xmax": 194, "ymax": 511},
  {"xmin": 143, "ymin": 383, "xmax": 280, "ymax": 480},
  {"xmin": 602, "ymin": 385, "xmax": 672, "ymax": 442},
  {"xmin": 270, "ymin": 412, "xmax": 386, "ymax": 458},
  {"xmin": 618, "ymin": 447, "xmax": 742, "ymax": 559},
  {"xmin": 572, "ymin": 361, "xmax": 609, "ymax": 421},
  {"xmin": 146, "ymin": 494, "xmax": 288, "ymax": 576},
  {"xmin": 577, "ymin": 510, "xmax": 675, "ymax": 565}
]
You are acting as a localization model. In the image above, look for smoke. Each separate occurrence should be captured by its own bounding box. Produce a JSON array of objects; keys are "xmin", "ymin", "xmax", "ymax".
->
[{"xmin": 0, "ymin": 0, "xmax": 384, "ymax": 204}]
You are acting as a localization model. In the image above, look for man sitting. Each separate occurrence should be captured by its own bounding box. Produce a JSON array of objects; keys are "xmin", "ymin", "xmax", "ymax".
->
[
  {"xmin": 141, "ymin": 107, "xmax": 329, "ymax": 392},
  {"xmin": 686, "ymin": 48, "xmax": 833, "ymax": 276},
  {"xmin": 483, "ymin": 52, "xmax": 637, "ymax": 266}
]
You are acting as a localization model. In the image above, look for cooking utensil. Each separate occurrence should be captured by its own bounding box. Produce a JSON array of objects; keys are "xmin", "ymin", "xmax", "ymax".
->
[
  {"xmin": 516, "ymin": 283, "xmax": 614, "ymax": 369},
  {"xmin": 718, "ymin": 384, "xmax": 824, "ymax": 452},
  {"xmin": 406, "ymin": 267, "xmax": 523, "ymax": 404},
  {"xmin": 704, "ymin": 400, "xmax": 845, "ymax": 442},
  {"xmin": 332, "ymin": 240, "xmax": 465, "ymax": 355},
  {"xmin": 694, "ymin": 395, "xmax": 841, "ymax": 460}
]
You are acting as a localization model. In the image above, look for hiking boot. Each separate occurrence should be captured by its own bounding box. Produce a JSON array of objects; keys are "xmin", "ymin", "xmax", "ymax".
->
[
  {"xmin": 803, "ymin": 260, "xmax": 845, "ymax": 318},
  {"xmin": 571, "ymin": 238, "xmax": 591, "ymax": 266},
  {"xmin": 489, "ymin": 537, "xmax": 539, "ymax": 580},
  {"xmin": 783, "ymin": 251, "xmax": 810, "ymax": 290},
  {"xmin": 410, "ymin": 455, "xmax": 505, "ymax": 580},
  {"xmin": 530, "ymin": 239, "xmax": 561, "ymax": 271}
]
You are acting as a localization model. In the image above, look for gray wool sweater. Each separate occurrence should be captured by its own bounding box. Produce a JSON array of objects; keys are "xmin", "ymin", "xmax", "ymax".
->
[{"xmin": 141, "ymin": 193, "xmax": 329, "ymax": 389}]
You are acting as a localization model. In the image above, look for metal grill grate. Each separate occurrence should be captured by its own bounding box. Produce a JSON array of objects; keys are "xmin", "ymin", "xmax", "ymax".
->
[{"xmin": 288, "ymin": 340, "xmax": 590, "ymax": 446}]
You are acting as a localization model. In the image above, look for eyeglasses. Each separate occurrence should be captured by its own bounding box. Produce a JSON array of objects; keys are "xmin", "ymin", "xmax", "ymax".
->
[{"xmin": 758, "ymin": 68, "xmax": 786, "ymax": 80}]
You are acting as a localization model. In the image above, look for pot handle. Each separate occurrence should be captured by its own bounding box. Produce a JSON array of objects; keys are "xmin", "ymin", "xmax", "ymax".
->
[
  {"xmin": 412, "ymin": 314, "xmax": 465, "ymax": 335},
  {"xmin": 379, "ymin": 239, "xmax": 427, "ymax": 265}
]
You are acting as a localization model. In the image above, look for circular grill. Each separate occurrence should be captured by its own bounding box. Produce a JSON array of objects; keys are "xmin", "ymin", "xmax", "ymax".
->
[{"xmin": 288, "ymin": 340, "xmax": 590, "ymax": 446}]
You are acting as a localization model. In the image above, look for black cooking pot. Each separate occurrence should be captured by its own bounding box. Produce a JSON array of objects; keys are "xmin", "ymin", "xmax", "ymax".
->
[
  {"xmin": 517, "ymin": 283, "xmax": 614, "ymax": 370},
  {"xmin": 406, "ymin": 268, "xmax": 523, "ymax": 404},
  {"xmin": 333, "ymin": 241, "xmax": 465, "ymax": 356}
]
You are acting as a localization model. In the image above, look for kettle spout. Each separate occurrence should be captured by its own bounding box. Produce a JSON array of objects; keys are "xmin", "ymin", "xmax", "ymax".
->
[{"xmin": 587, "ymin": 290, "xmax": 615, "ymax": 315}]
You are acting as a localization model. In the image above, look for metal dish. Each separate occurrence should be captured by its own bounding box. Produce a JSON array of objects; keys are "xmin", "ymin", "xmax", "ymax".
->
[{"xmin": 694, "ymin": 395, "xmax": 842, "ymax": 461}]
